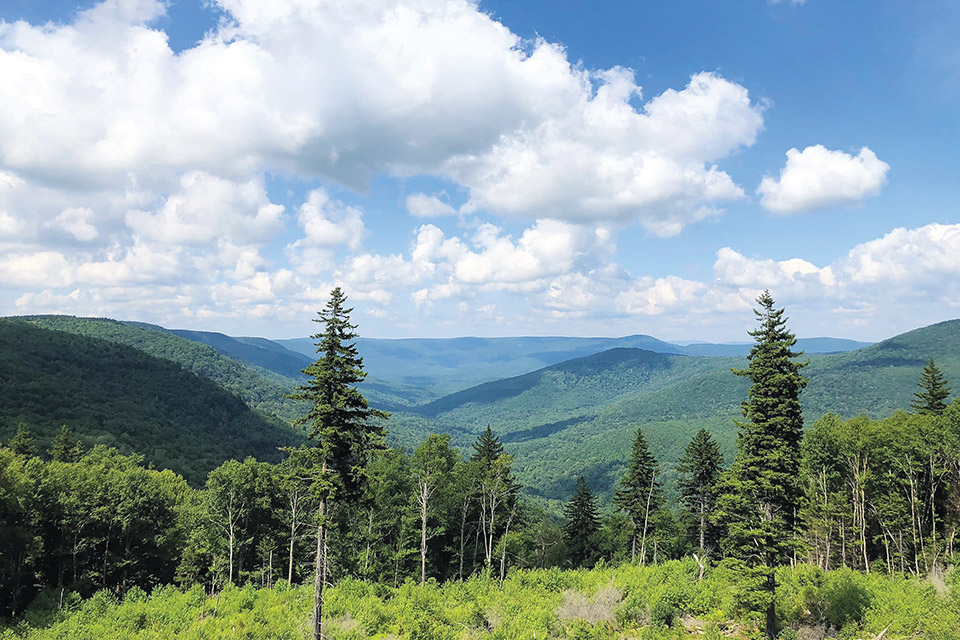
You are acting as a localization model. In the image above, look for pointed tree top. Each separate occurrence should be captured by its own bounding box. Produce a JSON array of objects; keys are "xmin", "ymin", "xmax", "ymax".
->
[{"xmin": 911, "ymin": 358, "xmax": 951, "ymax": 416}]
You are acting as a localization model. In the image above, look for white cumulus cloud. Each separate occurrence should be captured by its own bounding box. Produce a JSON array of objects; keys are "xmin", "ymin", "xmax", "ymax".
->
[{"xmin": 757, "ymin": 145, "xmax": 889, "ymax": 214}]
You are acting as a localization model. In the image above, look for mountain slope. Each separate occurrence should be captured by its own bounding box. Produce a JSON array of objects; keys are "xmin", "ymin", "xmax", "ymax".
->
[
  {"xmin": 0, "ymin": 320, "xmax": 303, "ymax": 484},
  {"xmin": 399, "ymin": 319, "xmax": 958, "ymax": 510},
  {"xmin": 280, "ymin": 334, "xmax": 688, "ymax": 400},
  {"xmin": 17, "ymin": 316, "xmax": 305, "ymax": 423},
  {"xmin": 279, "ymin": 333, "xmax": 869, "ymax": 401},
  {"xmin": 679, "ymin": 337, "xmax": 872, "ymax": 357},
  {"xmin": 170, "ymin": 329, "xmax": 312, "ymax": 379}
]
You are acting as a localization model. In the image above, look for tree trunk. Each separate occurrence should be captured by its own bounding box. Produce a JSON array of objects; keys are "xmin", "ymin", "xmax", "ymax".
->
[
  {"xmin": 699, "ymin": 497, "xmax": 706, "ymax": 552},
  {"xmin": 499, "ymin": 503, "xmax": 517, "ymax": 583},
  {"xmin": 228, "ymin": 524, "xmax": 235, "ymax": 585},
  {"xmin": 639, "ymin": 473, "xmax": 656, "ymax": 565},
  {"xmin": 289, "ymin": 517, "xmax": 297, "ymax": 584},
  {"xmin": 458, "ymin": 497, "xmax": 469, "ymax": 580},
  {"xmin": 420, "ymin": 481, "xmax": 429, "ymax": 585},
  {"xmin": 312, "ymin": 497, "xmax": 327, "ymax": 640},
  {"xmin": 765, "ymin": 570, "xmax": 777, "ymax": 640}
]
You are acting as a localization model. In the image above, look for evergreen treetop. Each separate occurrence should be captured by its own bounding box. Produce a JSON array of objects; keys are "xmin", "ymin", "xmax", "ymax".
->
[
  {"xmin": 613, "ymin": 427, "xmax": 662, "ymax": 517},
  {"xmin": 562, "ymin": 476, "xmax": 600, "ymax": 567},
  {"xmin": 49, "ymin": 425, "xmax": 83, "ymax": 463},
  {"xmin": 287, "ymin": 286, "xmax": 387, "ymax": 493},
  {"xmin": 911, "ymin": 358, "xmax": 951, "ymax": 416},
  {"xmin": 678, "ymin": 429, "xmax": 723, "ymax": 501},
  {"xmin": 677, "ymin": 428, "xmax": 723, "ymax": 551},
  {"xmin": 471, "ymin": 426, "xmax": 505, "ymax": 469}
]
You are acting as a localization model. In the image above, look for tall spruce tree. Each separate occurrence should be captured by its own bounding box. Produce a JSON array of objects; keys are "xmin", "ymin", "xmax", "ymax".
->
[
  {"xmin": 563, "ymin": 476, "xmax": 600, "ymax": 567},
  {"xmin": 677, "ymin": 429, "xmax": 723, "ymax": 553},
  {"xmin": 716, "ymin": 290, "xmax": 807, "ymax": 640},
  {"xmin": 471, "ymin": 426, "xmax": 504, "ymax": 469},
  {"xmin": 911, "ymin": 358, "xmax": 951, "ymax": 416},
  {"xmin": 614, "ymin": 427, "xmax": 662, "ymax": 564},
  {"xmin": 287, "ymin": 287, "xmax": 387, "ymax": 640}
]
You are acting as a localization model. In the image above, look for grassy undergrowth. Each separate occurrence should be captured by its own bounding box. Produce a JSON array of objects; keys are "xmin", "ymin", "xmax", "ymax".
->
[{"xmin": 3, "ymin": 560, "xmax": 957, "ymax": 640}]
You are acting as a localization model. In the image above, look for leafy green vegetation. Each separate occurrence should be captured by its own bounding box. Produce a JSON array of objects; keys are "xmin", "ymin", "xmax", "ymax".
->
[
  {"xmin": 3, "ymin": 562, "xmax": 956, "ymax": 639},
  {"xmin": 0, "ymin": 320, "xmax": 302, "ymax": 483}
]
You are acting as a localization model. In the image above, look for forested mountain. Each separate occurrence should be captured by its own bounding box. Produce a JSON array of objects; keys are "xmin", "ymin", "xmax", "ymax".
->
[
  {"xmin": 281, "ymin": 334, "xmax": 689, "ymax": 399},
  {"xmin": 1, "ymin": 314, "xmax": 954, "ymax": 512},
  {"xmin": 278, "ymin": 333, "xmax": 869, "ymax": 401},
  {"xmin": 389, "ymin": 319, "xmax": 960, "ymax": 510},
  {"xmin": 678, "ymin": 336, "xmax": 872, "ymax": 357},
  {"xmin": 16, "ymin": 315, "xmax": 305, "ymax": 423},
  {"xmin": 168, "ymin": 329, "xmax": 312, "ymax": 379},
  {"xmin": 0, "ymin": 320, "xmax": 302, "ymax": 484}
]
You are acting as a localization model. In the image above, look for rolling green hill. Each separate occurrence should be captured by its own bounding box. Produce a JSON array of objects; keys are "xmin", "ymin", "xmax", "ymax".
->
[
  {"xmin": 16, "ymin": 315, "xmax": 306, "ymax": 423},
  {"xmin": 3, "ymin": 313, "xmax": 952, "ymax": 513},
  {"xmin": 169, "ymin": 328, "xmax": 312, "ymax": 379},
  {"xmin": 280, "ymin": 334, "xmax": 688, "ymax": 400},
  {"xmin": 278, "ymin": 333, "xmax": 869, "ymax": 402},
  {"xmin": 393, "ymin": 319, "xmax": 959, "ymax": 511},
  {"xmin": 0, "ymin": 320, "xmax": 303, "ymax": 484}
]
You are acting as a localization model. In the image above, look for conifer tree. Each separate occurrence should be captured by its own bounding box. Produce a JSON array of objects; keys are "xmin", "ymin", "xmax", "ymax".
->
[
  {"xmin": 716, "ymin": 290, "xmax": 807, "ymax": 640},
  {"xmin": 911, "ymin": 358, "xmax": 951, "ymax": 416},
  {"xmin": 287, "ymin": 287, "xmax": 387, "ymax": 640},
  {"xmin": 614, "ymin": 427, "xmax": 662, "ymax": 563},
  {"xmin": 49, "ymin": 425, "xmax": 82, "ymax": 463},
  {"xmin": 8, "ymin": 423, "xmax": 37, "ymax": 457},
  {"xmin": 471, "ymin": 426, "xmax": 504, "ymax": 469},
  {"xmin": 677, "ymin": 428, "xmax": 723, "ymax": 553},
  {"xmin": 562, "ymin": 476, "xmax": 600, "ymax": 567}
]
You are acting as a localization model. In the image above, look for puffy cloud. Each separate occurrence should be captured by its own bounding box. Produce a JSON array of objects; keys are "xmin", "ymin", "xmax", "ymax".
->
[
  {"xmin": 406, "ymin": 193, "xmax": 458, "ymax": 218},
  {"xmin": 451, "ymin": 71, "xmax": 761, "ymax": 234},
  {"xmin": 0, "ymin": 0, "xmax": 761, "ymax": 233},
  {"xmin": 841, "ymin": 223, "xmax": 960, "ymax": 286},
  {"xmin": 125, "ymin": 172, "xmax": 285, "ymax": 245},
  {"xmin": 757, "ymin": 145, "xmax": 889, "ymax": 214},
  {"xmin": 0, "ymin": 212, "xmax": 20, "ymax": 236},
  {"xmin": 48, "ymin": 208, "xmax": 99, "ymax": 242},
  {"xmin": 295, "ymin": 189, "xmax": 366, "ymax": 251},
  {"xmin": 714, "ymin": 247, "xmax": 837, "ymax": 291},
  {"xmin": 0, "ymin": 252, "xmax": 73, "ymax": 288}
]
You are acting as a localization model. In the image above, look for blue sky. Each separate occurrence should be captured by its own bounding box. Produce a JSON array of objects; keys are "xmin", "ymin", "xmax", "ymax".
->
[{"xmin": 0, "ymin": 0, "xmax": 957, "ymax": 341}]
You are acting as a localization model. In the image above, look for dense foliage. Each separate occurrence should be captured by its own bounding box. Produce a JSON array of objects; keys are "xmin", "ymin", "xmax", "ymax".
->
[
  {"xmin": 3, "ymin": 562, "xmax": 958, "ymax": 639},
  {"xmin": 0, "ymin": 320, "xmax": 301, "ymax": 484},
  {"xmin": 17, "ymin": 316, "xmax": 305, "ymax": 423}
]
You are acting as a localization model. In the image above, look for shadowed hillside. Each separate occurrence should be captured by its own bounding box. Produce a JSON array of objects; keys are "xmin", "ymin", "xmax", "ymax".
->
[
  {"xmin": 17, "ymin": 316, "xmax": 306, "ymax": 423},
  {"xmin": 0, "ymin": 320, "xmax": 303, "ymax": 484}
]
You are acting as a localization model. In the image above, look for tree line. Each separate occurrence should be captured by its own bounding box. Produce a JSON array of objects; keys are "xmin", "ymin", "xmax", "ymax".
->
[{"xmin": 1, "ymin": 288, "xmax": 958, "ymax": 639}]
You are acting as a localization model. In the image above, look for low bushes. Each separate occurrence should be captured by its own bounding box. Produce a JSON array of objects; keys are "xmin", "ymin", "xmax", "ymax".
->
[{"xmin": 2, "ymin": 563, "xmax": 957, "ymax": 639}]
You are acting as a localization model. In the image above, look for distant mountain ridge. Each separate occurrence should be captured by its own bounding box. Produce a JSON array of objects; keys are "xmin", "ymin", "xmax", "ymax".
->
[
  {"xmin": 384, "ymin": 319, "xmax": 956, "ymax": 509},
  {"xmin": 4, "ymin": 313, "xmax": 950, "ymax": 514},
  {"xmin": 276, "ymin": 333, "xmax": 869, "ymax": 401}
]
